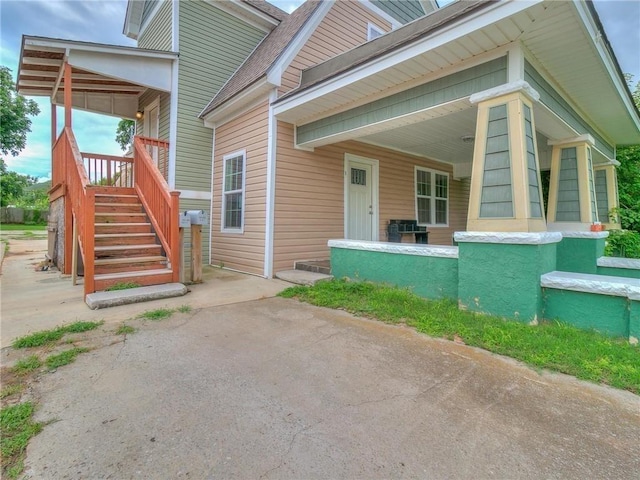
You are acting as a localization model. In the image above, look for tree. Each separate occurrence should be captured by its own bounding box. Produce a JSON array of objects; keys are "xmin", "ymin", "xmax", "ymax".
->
[
  {"xmin": 115, "ymin": 119, "xmax": 135, "ymax": 152},
  {"xmin": 0, "ymin": 158, "xmax": 35, "ymax": 206},
  {"xmin": 0, "ymin": 66, "xmax": 40, "ymax": 157},
  {"xmin": 616, "ymin": 79, "xmax": 640, "ymax": 233}
]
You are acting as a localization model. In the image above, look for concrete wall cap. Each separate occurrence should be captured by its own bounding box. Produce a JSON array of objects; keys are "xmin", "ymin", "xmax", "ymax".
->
[
  {"xmin": 561, "ymin": 231, "xmax": 609, "ymax": 239},
  {"xmin": 597, "ymin": 256, "xmax": 640, "ymax": 270},
  {"xmin": 453, "ymin": 231, "xmax": 562, "ymax": 245},
  {"xmin": 469, "ymin": 80, "xmax": 540, "ymax": 105},
  {"xmin": 628, "ymin": 287, "xmax": 640, "ymax": 301},
  {"xmin": 327, "ymin": 239, "xmax": 459, "ymax": 259},
  {"xmin": 541, "ymin": 271, "xmax": 640, "ymax": 298}
]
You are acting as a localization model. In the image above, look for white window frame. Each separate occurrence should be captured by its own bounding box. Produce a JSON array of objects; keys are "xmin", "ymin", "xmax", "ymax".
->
[
  {"xmin": 415, "ymin": 166, "xmax": 449, "ymax": 227},
  {"xmin": 221, "ymin": 150, "xmax": 246, "ymax": 234},
  {"xmin": 367, "ymin": 22, "xmax": 385, "ymax": 41}
]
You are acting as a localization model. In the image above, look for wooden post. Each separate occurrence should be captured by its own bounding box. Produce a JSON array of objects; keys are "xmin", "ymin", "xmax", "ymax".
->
[
  {"xmin": 71, "ymin": 216, "xmax": 78, "ymax": 286},
  {"xmin": 51, "ymin": 103, "xmax": 57, "ymax": 146},
  {"xmin": 64, "ymin": 62, "xmax": 72, "ymax": 128},
  {"xmin": 191, "ymin": 225, "xmax": 202, "ymax": 283},
  {"xmin": 179, "ymin": 227, "xmax": 185, "ymax": 284}
]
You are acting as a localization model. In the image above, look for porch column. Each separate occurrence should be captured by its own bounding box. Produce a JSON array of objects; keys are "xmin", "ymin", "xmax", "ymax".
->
[
  {"xmin": 64, "ymin": 62, "xmax": 72, "ymax": 128},
  {"xmin": 467, "ymin": 82, "xmax": 546, "ymax": 232},
  {"xmin": 546, "ymin": 135, "xmax": 598, "ymax": 231},
  {"xmin": 594, "ymin": 164, "xmax": 621, "ymax": 230},
  {"xmin": 51, "ymin": 103, "xmax": 57, "ymax": 146}
]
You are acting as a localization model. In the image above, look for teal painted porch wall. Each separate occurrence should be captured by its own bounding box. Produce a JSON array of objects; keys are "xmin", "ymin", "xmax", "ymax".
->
[
  {"xmin": 555, "ymin": 237, "xmax": 606, "ymax": 274},
  {"xmin": 297, "ymin": 57, "xmax": 507, "ymax": 144},
  {"xmin": 543, "ymin": 289, "xmax": 630, "ymax": 338},
  {"xmin": 330, "ymin": 248, "xmax": 458, "ymax": 300},
  {"xmin": 630, "ymin": 299, "xmax": 640, "ymax": 344},
  {"xmin": 597, "ymin": 266, "xmax": 640, "ymax": 279}
]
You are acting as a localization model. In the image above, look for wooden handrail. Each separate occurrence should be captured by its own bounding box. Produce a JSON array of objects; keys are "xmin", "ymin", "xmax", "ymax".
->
[
  {"xmin": 81, "ymin": 152, "xmax": 134, "ymax": 186},
  {"xmin": 133, "ymin": 136, "xmax": 180, "ymax": 281}
]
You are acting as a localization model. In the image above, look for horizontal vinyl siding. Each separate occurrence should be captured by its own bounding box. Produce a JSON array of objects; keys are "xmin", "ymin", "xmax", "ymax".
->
[
  {"xmin": 211, "ymin": 102, "xmax": 269, "ymax": 275},
  {"xmin": 370, "ymin": 0, "xmax": 425, "ymax": 23},
  {"xmin": 279, "ymin": 1, "xmax": 391, "ymax": 94},
  {"xmin": 273, "ymin": 122, "xmax": 469, "ymax": 272},
  {"xmin": 137, "ymin": 89, "xmax": 170, "ymax": 142},
  {"xmin": 138, "ymin": 0, "xmax": 172, "ymax": 51},
  {"xmin": 175, "ymin": 0, "xmax": 266, "ymax": 193}
]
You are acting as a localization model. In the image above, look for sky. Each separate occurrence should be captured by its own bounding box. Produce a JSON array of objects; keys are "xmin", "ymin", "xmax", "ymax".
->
[{"xmin": 1, "ymin": 0, "xmax": 639, "ymax": 181}]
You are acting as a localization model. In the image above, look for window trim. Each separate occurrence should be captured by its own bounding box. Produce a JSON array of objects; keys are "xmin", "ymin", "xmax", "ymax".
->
[
  {"xmin": 221, "ymin": 150, "xmax": 246, "ymax": 234},
  {"xmin": 415, "ymin": 166, "xmax": 449, "ymax": 227},
  {"xmin": 367, "ymin": 22, "xmax": 385, "ymax": 41}
]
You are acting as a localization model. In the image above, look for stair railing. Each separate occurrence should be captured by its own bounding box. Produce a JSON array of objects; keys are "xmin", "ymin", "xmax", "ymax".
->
[
  {"xmin": 81, "ymin": 152, "xmax": 134, "ymax": 186},
  {"xmin": 54, "ymin": 127, "xmax": 96, "ymax": 296},
  {"xmin": 133, "ymin": 136, "xmax": 180, "ymax": 282}
]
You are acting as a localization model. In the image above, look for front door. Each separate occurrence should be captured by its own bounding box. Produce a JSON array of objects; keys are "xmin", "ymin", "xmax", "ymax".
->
[{"xmin": 345, "ymin": 154, "xmax": 378, "ymax": 241}]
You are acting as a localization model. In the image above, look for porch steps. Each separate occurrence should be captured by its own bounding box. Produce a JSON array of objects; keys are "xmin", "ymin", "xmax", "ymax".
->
[
  {"xmin": 276, "ymin": 260, "xmax": 333, "ymax": 286},
  {"xmin": 294, "ymin": 260, "xmax": 331, "ymax": 275},
  {"xmin": 88, "ymin": 190, "xmax": 177, "ymax": 292}
]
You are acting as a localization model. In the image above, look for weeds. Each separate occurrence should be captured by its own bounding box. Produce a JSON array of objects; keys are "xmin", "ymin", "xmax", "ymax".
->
[
  {"xmin": 177, "ymin": 305, "xmax": 192, "ymax": 313},
  {"xmin": 138, "ymin": 308, "xmax": 174, "ymax": 321},
  {"xmin": 45, "ymin": 348, "xmax": 89, "ymax": 370},
  {"xmin": 105, "ymin": 282, "xmax": 141, "ymax": 291},
  {"xmin": 12, "ymin": 356, "xmax": 42, "ymax": 375},
  {"xmin": 1, "ymin": 402, "xmax": 43, "ymax": 479},
  {"xmin": 115, "ymin": 324, "xmax": 136, "ymax": 335},
  {"xmin": 0, "ymin": 385, "xmax": 24, "ymax": 400},
  {"xmin": 12, "ymin": 321, "xmax": 103, "ymax": 349}
]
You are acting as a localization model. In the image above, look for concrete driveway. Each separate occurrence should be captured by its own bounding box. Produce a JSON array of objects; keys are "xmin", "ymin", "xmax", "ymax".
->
[{"xmin": 23, "ymin": 297, "xmax": 640, "ymax": 479}]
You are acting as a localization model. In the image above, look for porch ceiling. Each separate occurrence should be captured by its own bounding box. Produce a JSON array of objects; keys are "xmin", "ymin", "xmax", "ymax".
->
[
  {"xmin": 275, "ymin": 0, "xmax": 639, "ymax": 149},
  {"xmin": 17, "ymin": 36, "xmax": 177, "ymax": 119}
]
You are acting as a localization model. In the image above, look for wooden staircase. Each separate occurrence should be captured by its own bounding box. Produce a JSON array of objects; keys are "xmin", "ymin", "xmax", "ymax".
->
[{"xmin": 92, "ymin": 187, "xmax": 174, "ymax": 291}]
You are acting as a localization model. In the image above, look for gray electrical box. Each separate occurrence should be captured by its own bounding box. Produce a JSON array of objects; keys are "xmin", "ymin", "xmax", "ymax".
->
[{"xmin": 183, "ymin": 210, "xmax": 208, "ymax": 226}]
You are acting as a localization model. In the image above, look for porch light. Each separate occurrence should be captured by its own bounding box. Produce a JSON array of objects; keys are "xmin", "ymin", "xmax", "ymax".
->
[{"xmin": 135, "ymin": 110, "xmax": 144, "ymax": 120}]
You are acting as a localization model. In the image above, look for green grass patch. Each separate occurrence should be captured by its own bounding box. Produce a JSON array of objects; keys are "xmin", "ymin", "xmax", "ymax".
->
[
  {"xmin": 1, "ymin": 402, "xmax": 43, "ymax": 478},
  {"xmin": 138, "ymin": 308, "xmax": 175, "ymax": 321},
  {"xmin": 105, "ymin": 281, "xmax": 141, "ymax": 291},
  {"xmin": 12, "ymin": 355, "xmax": 42, "ymax": 375},
  {"xmin": 177, "ymin": 304, "xmax": 192, "ymax": 313},
  {"xmin": 45, "ymin": 348, "xmax": 89, "ymax": 370},
  {"xmin": 279, "ymin": 280, "xmax": 640, "ymax": 394},
  {"xmin": 115, "ymin": 324, "xmax": 136, "ymax": 335},
  {"xmin": 12, "ymin": 321, "xmax": 103, "ymax": 349},
  {"xmin": 0, "ymin": 224, "xmax": 46, "ymax": 231}
]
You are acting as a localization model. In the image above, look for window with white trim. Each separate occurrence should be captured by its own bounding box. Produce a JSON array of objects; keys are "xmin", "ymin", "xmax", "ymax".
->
[
  {"xmin": 222, "ymin": 151, "xmax": 246, "ymax": 232},
  {"xmin": 367, "ymin": 23, "xmax": 385, "ymax": 41},
  {"xmin": 415, "ymin": 167, "xmax": 448, "ymax": 226}
]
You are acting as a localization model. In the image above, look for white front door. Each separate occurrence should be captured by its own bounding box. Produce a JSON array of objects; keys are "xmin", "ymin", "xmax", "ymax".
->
[{"xmin": 345, "ymin": 154, "xmax": 378, "ymax": 241}]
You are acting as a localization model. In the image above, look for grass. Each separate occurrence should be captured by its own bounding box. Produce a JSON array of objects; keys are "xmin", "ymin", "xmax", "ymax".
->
[
  {"xmin": 138, "ymin": 308, "xmax": 175, "ymax": 320},
  {"xmin": 12, "ymin": 355, "xmax": 42, "ymax": 375},
  {"xmin": 0, "ymin": 224, "xmax": 46, "ymax": 231},
  {"xmin": 279, "ymin": 279, "xmax": 640, "ymax": 394},
  {"xmin": 177, "ymin": 304, "xmax": 192, "ymax": 313},
  {"xmin": 1, "ymin": 402, "xmax": 43, "ymax": 479},
  {"xmin": 105, "ymin": 281, "xmax": 141, "ymax": 291},
  {"xmin": 0, "ymin": 384, "xmax": 24, "ymax": 400},
  {"xmin": 45, "ymin": 348, "xmax": 89, "ymax": 370},
  {"xmin": 12, "ymin": 321, "xmax": 103, "ymax": 349},
  {"xmin": 115, "ymin": 324, "xmax": 136, "ymax": 335}
]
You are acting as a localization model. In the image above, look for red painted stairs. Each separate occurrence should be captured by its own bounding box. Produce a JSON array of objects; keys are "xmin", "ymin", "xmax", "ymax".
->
[{"xmin": 92, "ymin": 187, "xmax": 174, "ymax": 291}]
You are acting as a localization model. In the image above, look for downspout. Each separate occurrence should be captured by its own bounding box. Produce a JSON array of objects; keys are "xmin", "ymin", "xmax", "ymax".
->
[{"xmin": 264, "ymin": 88, "xmax": 278, "ymax": 278}]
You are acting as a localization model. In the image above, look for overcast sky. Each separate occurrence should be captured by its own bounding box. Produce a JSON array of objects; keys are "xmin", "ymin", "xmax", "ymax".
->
[{"xmin": 1, "ymin": 0, "xmax": 638, "ymax": 180}]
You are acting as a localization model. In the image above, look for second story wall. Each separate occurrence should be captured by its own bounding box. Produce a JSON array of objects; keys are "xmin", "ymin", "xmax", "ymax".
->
[
  {"xmin": 175, "ymin": 0, "xmax": 267, "ymax": 193},
  {"xmin": 138, "ymin": 0, "xmax": 172, "ymax": 51},
  {"xmin": 279, "ymin": 1, "xmax": 392, "ymax": 95}
]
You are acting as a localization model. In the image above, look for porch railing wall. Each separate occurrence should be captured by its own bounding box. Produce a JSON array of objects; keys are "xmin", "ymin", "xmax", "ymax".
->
[{"xmin": 81, "ymin": 152, "xmax": 134, "ymax": 186}]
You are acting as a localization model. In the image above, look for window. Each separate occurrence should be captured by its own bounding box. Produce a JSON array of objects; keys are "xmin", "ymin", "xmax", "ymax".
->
[
  {"xmin": 415, "ymin": 167, "xmax": 448, "ymax": 226},
  {"xmin": 367, "ymin": 23, "xmax": 385, "ymax": 41},
  {"xmin": 222, "ymin": 151, "xmax": 246, "ymax": 232}
]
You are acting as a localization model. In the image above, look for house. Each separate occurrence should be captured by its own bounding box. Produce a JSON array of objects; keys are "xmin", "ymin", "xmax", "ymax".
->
[{"xmin": 17, "ymin": 0, "xmax": 640, "ymax": 336}]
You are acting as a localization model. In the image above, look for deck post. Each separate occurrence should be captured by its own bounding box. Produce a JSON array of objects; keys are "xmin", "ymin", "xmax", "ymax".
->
[
  {"xmin": 64, "ymin": 63, "xmax": 72, "ymax": 128},
  {"xmin": 71, "ymin": 216, "xmax": 78, "ymax": 286}
]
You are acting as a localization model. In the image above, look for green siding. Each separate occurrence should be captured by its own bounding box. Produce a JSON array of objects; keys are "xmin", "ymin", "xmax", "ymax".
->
[
  {"xmin": 138, "ymin": 0, "xmax": 172, "ymax": 51},
  {"xmin": 587, "ymin": 148, "xmax": 597, "ymax": 222},
  {"xmin": 370, "ymin": 0, "xmax": 426, "ymax": 23},
  {"xmin": 524, "ymin": 105, "xmax": 542, "ymax": 217},
  {"xmin": 556, "ymin": 147, "xmax": 580, "ymax": 222},
  {"xmin": 142, "ymin": 0, "xmax": 161, "ymax": 26},
  {"xmin": 480, "ymin": 104, "xmax": 513, "ymax": 218},
  {"xmin": 524, "ymin": 61, "xmax": 614, "ymax": 159},
  {"xmin": 175, "ymin": 0, "xmax": 265, "ymax": 192},
  {"xmin": 137, "ymin": 89, "xmax": 171, "ymax": 142},
  {"xmin": 594, "ymin": 169, "xmax": 609, "ymax": 221},
  {"xmin": 298, "ymin": 57, "xmax": 507, "ymax": 144}
]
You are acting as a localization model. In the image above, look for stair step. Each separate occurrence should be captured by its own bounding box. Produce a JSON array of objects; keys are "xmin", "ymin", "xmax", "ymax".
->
[
  {"xmin": 94, "ymin": 269, "xmax": 175, "ymax": 291},
  {"xmin": 294, "ymin": 260, "xmax": 331, "ymax": 275},
  {"xmin": 95, "ymin": 244, "xmax": 162, "ymax": 258},
  {"xmin": 95, "ymin": 233, "xmax": 156, "ymax": 246},
  {"xmin": 94, "ymin": 255, "xmax": 167, "ymax": 274},
  {"xmin": 95, "ymin": 223, "xmax": 152, "ymax": 234},
  {"xmin": 95, "ymin": 213, "xmax": 148, "ymax": 223},
  {"xmin": 95, "ymin": 203, "xmax": 143, "ymax": 214},
  {"xmin": 91, "ymin": 186, "xmax": 136, "ymax": 196},
  {"xmin": 95, "ymin": 194, "xmax": 139, "ymax": 204},
  {"xmin": 95, "ymin": 255, "xmax": 167, "ymax": 265}
]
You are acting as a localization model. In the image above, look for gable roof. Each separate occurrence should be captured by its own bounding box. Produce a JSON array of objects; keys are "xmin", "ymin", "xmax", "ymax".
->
[
  {"xmin": 200, "ymin": 0, "xmax": 323, "ymax": 118},
  {"xmin": 241, "ymin": 0, "xmax": 288, "ymax": 22}
]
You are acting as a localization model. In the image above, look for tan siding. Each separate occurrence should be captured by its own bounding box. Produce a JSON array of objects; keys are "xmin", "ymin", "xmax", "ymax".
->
[
  {"xmin": 279, "ymin": 2, "xmax": 392, "ymax": 94},
  {"xmin": 211, "ymin": 102, "xmax": 269, "ymax": 275},
  {"xmin": 138, "ymin": 0, "xmax": 172, "ymax": 51},
  {"xmin": 273, "ymin": 122, "xmax": 470, "ymax": 272}
]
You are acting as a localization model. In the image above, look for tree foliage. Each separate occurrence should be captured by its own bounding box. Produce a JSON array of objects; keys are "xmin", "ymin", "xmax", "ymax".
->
[
  {"xmin": 0, "ymin": 66, "xmax": 40, "ymax": 157},
  {"xmin": 115, "ymin": 119, "xmax": 135, "ymax": 152},
  {"xmin": 0, "ymin": 158, "xmax": 39, "ymax": 207}
]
